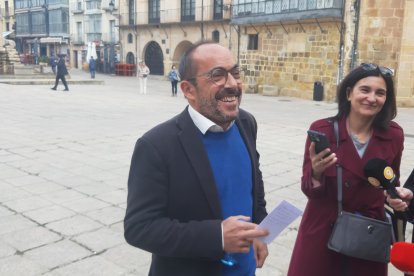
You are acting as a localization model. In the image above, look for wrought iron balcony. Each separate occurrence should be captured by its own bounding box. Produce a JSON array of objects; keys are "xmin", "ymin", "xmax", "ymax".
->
[
  {"xmin": 231, "ymin": 0, "xmax": 343, "ymax": 25},
  {"xmin": 86, "ymin": 32, "xmax": 102, "ymax": 42},
  {"xmin": 117, "ymin": 5, "xmax": 230, "ymax": 27}
]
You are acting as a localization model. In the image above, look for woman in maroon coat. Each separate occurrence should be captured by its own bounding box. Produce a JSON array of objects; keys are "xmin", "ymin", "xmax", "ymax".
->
[{"xmin": 288, "ymin": 64, "xmax": 404, "ymax": 276}]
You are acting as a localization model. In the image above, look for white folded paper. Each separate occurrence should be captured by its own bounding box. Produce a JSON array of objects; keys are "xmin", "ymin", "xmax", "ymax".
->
[{"xmin": 257, "ymin": 200, "xmax": 303, "ymax": 244}]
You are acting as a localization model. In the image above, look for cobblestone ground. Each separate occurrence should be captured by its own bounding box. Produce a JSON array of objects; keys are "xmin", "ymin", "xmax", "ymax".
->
[{"xmin": 0, "ymin": 70, "xmax": 413, "ymax": 275}]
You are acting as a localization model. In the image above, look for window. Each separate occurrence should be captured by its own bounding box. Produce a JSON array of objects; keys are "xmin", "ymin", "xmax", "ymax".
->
[
  {"xmin": 6, "ymin": 23, "xmax": 10, "ymax": 31},
  {"xmin": 109, "ymin": 20, "xmax": 116, "ymax": 42},
  {"xmin": 15, "ymin": 13, "xmax": 29, "ymax": 34},
  {"xmin": 31, "ymin": 12, "xmax": 46, "ymax": 34},
  {"xmin": 212, "ymin": 30, "xmax": 219, "ymax": 43},
  {"xmin": 76, "ymin": 22, "xmax": 83, "ymax": 42},
  {"xmin": 86, "ymin": 14, "xmax": 102, "ymax": 41},
  {"xmin": 86, "ymin": 0, "xmax": 101, "ymax": 10},
  {"xmin": 15, "ymin": 0, "xmax": 30, "ymax": 9},
  {"xmin": 247, "ymin": 34, "xmax": 258, "ymax": 50},
  {"xmin": 181, "ymin": 0, "xmax": 195, "ymax": 22},
  {"xmin": 213, "ymin": 0, "xmax": 223, "ymax": 20},
  {"xmin": 49, "ymin": 9, "xmax": 69, "ymax": 34},
  {"xmin": 128, "ymin": 33, "xmax": 133, "ymax": 43},
  {"xmin": 88, "ymin": 14, "xmax": 102, "ymax": 33},
  {"xmin": 149, "ymin": 0, "xmax": 160, "ymax": 24},
  {"xmin": 128, "ymin": 0, "xmax": 135, "ymax": 25}
]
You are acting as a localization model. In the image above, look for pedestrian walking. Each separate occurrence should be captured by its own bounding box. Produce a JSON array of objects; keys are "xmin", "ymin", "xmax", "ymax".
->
[
  {"xmin": 51, "ymin": 55, "xmax": 69, "ymax": 91},
  {"xmin": 50, "ymin": 54, "xmax": 57, "ymax": 75},
  {"xmin": 124, "ymin": 41, "xmax": 269, "ymax": 276},
  {"xmin": 89, "ymin": 57, "xmax": 96, "ymax": 79},
  {"xmin": 168, "ymin": 64, "xmax": 180, "ymax": 96},
  {"xmin": 137, "ymin": 61, "xmax": 150, "ymax": 94}
]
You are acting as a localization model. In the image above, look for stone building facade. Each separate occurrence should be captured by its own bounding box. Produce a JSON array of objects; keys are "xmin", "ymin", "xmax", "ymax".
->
[
  {"xmin": 116, "ymin": 0, "xmax": 413, "ymax": 106},
  {"xmin": 234, "ymin": 0, "xmax": 414, "ymax": 106},
  {"xmin": 118, "ymin": 0, "xmax": 233, "ymax": 76},
  {"xmin": 355, "ymin": 0, "xmax": 414, "ymax": 106}
]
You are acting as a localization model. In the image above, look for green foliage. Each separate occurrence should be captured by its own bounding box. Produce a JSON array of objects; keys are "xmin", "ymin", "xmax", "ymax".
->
[{"xmin": 39, "ymin": 56, "xmax": 50, "ymax": 64}]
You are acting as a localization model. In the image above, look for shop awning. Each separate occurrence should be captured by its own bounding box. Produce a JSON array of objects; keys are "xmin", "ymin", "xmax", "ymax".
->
[{"xmin": 40, "ymin": 37, "xmax": 63, "ymax": 43}]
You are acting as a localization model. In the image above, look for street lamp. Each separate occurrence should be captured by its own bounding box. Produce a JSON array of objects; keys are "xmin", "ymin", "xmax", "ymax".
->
[{"xmin": 108, "ymin": 0, "xmax": 115, "ymax": 14}]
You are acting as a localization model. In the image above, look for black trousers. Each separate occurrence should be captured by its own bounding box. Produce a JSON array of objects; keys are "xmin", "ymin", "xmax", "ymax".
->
[
  {"xmin": 171, "ymin": 80, "xmax": 178, "ymax": 95},
  {"xmin": 53, "ymin": 74, "xmax": 68, "ymax": 89}
]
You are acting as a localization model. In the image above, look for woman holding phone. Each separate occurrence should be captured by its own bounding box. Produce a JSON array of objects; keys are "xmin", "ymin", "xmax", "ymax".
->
[{"xmin": 288, "ymin": 64, "xmax": 404, "ymax": 276}]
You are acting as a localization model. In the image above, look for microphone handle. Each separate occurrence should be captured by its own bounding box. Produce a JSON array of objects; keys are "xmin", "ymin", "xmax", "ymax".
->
[
  {"xmin": 387, "ymin": 188, "xmax": 414, "ymax": 221},
  {"xmin": 387, "ymin": 188, "xmax": 401, "ymax": 199}
]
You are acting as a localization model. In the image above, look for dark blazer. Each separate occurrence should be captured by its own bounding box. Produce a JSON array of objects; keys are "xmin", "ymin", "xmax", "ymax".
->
[
  {"xmin": 288, "ymin": 116, "xmax": 404, "ymax": 276},
  {"xmin": 56, "ymin": 58, "xmax": 68, "ymax": 76},
  {"xmin": 124, "ymin": 107, "xmax": 267, "ymax": 276}
]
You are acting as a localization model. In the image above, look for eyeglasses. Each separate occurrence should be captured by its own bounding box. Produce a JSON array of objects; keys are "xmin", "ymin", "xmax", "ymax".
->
[
  {"xmin": 361, "ymin": 63, "xmax": 393, "ymax": 77},
  {"xmin": 187, "ymin": 65, "xmax": 242, "ymax": 86}
]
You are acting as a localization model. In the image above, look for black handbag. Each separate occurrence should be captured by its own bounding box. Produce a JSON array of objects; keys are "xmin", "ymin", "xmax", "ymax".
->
[{"xmin": 327, "ymin": 121, "xmax": 392, "ymax": 263}]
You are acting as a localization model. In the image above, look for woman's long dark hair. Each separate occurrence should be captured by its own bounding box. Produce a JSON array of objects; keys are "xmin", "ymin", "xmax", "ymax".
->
[{"xmin": 333, "ymin": 65, "xmax": 397, "ymax": 129}]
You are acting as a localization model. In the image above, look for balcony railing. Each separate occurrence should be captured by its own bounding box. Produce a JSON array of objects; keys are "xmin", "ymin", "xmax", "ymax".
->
[
  {"xmin": 232, "ymin": 0, "xmax": 343, "ymax": 24},
  {"xmin": 72, "ymin": 35, "xmax": 85, "ymax": 45},
  {"xmin": 0, "ymin": 8, "xmax": 12, "ymax": 19},
  {"xmin": 86, "ymin": 32, "xmax": 102, "ymax": 42},
  {"xmin": 78, "ymin": 32, "xmax": 118, "ymax": 44},
  {"xmin": 117, "ymin": 5, "xmax": 230, "ymax": 27}
]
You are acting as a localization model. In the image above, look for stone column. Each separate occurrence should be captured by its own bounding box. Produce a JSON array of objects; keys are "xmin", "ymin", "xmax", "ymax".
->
[{"xmin": 396, "ymin": 0, "xmax": 414, "ymax": 106}]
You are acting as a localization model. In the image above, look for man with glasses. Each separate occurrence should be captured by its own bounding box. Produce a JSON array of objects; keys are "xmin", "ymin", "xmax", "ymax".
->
[{"xmin": 124, "ymin": 41, "xmax": 269, "ymax": 276}]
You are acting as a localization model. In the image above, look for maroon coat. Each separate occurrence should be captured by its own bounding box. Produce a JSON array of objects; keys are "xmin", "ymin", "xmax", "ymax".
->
[{"xmin": 288, "ymin": 116, "xmax": 404, "ymax": 276}]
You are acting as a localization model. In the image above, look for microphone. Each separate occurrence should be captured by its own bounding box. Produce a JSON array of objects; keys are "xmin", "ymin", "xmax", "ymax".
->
[
  {"xmin": 391, "ymin": 242, "xmax": 414, "ymax": 274},
  {"xmin": 363, "ymin": 158, "xmax": 400, "ymax": 199},
  {"xmin": 363, "ymin": 158, "xmax": 414, "ymax": 221}
]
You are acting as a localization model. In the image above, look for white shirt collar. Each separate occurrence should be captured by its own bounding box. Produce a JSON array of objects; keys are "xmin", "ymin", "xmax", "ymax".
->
[{"xmin": 188, "ymin": 105, "xmax": 234, "ymax": 134}]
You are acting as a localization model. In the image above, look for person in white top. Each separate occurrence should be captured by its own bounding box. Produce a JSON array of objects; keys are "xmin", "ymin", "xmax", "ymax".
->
[{"xmin": 137, "ymin": 61, "xmax": 150, "ymax": 94}]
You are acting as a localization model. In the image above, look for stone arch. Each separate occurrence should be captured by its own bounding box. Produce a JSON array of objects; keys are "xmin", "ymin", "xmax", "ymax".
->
[
  {"xmin": 143, "ymin": 41, "xmax": 164, "ymax": 75},
  {"xmin": 126, "ymin": 52, "xmax": 135, "ymax": 64},
  {"xmin": 172, "ymin": 40, "xmax": 193, "ymax": 67}
]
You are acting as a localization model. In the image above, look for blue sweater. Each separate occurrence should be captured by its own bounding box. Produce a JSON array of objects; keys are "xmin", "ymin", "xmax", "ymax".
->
[{"xmin": 202, "ymin": 124, "xmax": 255, "ymax": 276}]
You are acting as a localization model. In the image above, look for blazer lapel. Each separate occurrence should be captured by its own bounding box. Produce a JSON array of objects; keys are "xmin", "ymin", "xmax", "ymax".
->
[{"xmin": 176, "ymin": 108, "xmax": 222, "ymax": 218}]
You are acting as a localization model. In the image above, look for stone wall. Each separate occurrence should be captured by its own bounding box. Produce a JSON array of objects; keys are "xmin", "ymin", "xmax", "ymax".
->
[
  {"xmin": 347, "ymin": 0, "xmax": 414, "ymax": 106},
  {"xmin": 239, "ymin": 22, "xmax": 341, "ymax": 102}
]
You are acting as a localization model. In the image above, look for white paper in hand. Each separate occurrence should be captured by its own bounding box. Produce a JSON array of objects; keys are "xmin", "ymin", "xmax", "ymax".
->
[{"xmin": 257, "ymin": 200, "xmax": 303, "ymax": 244}]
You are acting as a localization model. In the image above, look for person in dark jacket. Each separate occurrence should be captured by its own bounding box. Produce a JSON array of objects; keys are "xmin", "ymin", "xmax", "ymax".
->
[
  {"xmin": 168, "ymin": 64, "xmax": 180, "ymax": 96},
  {"xmin": 124, "ymin": 41, "xmax": 269, "ymax": 276},
  {"xmin": 51, "ymin": 55, "xmax": 69, "ymax": 91},
  {"xmin": 387, "ymin": 177, "xmax": 414, "ymax": 242},
  {"xmin": 89, "ymin": 57, "xmax": 96, "ymax": 79},
  {"xmin": 50, "ymin": 54, "xmax": 57, "ymax": 75}
]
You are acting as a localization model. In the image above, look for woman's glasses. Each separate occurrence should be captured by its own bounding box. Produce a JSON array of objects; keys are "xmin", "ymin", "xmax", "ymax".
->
[{"xmin": 361, "ymin": 63, "xmax": 393, "ymax": 77}]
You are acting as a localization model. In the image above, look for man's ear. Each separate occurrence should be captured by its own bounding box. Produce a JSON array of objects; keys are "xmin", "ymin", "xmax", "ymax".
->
[{"xmin": 180, "ymin": 81, "xmax": 196, "ymax": 100}]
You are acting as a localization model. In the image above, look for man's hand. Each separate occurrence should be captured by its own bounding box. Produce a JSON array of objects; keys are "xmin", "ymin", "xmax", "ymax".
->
[
  {"xmin": 253, "ymin": 239, "xmax": 268, "ymax": 268},
  {"xmin": 222, "ymin": 216, "xmax": 269, "ymax": 253},
  {"xmin": 386, "ymin": 187, "xmax": 413, "ymax": 211}
]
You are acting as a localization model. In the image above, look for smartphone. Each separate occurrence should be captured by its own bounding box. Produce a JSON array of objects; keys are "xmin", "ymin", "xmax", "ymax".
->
[{"xmin": 307, "ymin": 130, "xmax": 330, "ymax": 155}]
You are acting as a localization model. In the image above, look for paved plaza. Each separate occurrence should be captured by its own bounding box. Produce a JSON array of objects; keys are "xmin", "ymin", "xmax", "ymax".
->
[{"xmin": 0, "ymin": 70, "xmax": 413, "ymax": 275}]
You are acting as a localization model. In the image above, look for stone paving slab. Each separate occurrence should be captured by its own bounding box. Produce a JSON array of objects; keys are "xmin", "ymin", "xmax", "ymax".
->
[{"xmin": 0, "ymin": 69, "xmax": 413, "ymax": 275}]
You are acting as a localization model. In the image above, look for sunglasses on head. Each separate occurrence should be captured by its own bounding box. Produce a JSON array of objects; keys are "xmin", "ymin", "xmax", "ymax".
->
[{"xmin": 361, "ymin": 63, "xmax": 393, "ymax": 77}]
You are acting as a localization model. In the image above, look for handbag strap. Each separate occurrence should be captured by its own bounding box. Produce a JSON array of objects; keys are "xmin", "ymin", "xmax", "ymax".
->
[{"xmin": 334, "ymin": 120, "xmax": 343, "ymax": 215}]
